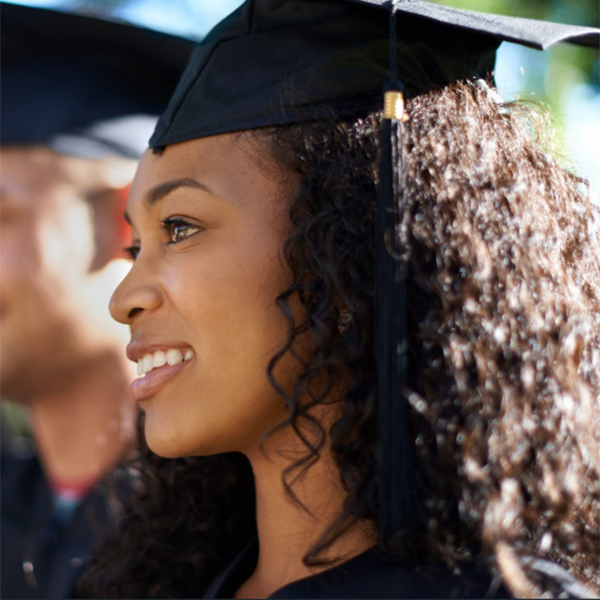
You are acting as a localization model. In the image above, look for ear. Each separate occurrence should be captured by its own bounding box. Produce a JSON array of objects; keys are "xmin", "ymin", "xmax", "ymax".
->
[{"xmin": 88, "ymin": 184, "xmax": 131, "ymax": 272}]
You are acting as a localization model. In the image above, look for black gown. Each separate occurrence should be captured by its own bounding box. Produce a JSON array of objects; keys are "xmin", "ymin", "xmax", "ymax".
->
[
  {"xmin": 1, "ymin": 448, "xmax": 127, "ymax": 599},
  {"xmin": 204, "ymin": 540, "xmax": 510, "ymax": 599}
]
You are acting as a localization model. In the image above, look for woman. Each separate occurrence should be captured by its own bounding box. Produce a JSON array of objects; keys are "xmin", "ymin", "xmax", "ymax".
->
[{"xmin": 81, "ymin": 1, "xmax": 600, "ymax": 598}]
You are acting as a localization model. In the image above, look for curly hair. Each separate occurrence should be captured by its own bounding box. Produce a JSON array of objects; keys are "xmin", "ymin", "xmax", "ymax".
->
[{"xmin": 79, "ymin": 80, "xmax": 600, "ymax": 598}]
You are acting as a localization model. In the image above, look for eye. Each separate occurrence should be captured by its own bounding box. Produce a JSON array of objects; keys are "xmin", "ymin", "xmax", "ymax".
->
[
  {"xmin": 161, "ymin": 217, "xmax": 202, "ymax": 244},
  {"xmin": 123, "ymin": 245, "xmax": 140, "ymax": 261}
]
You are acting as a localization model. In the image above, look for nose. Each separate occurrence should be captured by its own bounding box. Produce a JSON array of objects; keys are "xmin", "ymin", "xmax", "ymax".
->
[{"xmin": 109, "ymin": 260, "xmax": 163, "ymax": 324}]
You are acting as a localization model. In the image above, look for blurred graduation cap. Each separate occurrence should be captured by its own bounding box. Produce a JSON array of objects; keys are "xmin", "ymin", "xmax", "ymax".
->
[
  {"xmin": 1, "ymin": 1, "xmax": 193, "ymax": 160},
  {"xmin": 152, "ymin": 0, "xmax": 598, "ymax": 538}
]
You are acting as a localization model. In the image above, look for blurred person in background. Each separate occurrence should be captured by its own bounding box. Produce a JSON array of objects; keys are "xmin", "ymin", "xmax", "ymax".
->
[{"xmin": 0, "ymin": 4, "xmax": 191, "ymax": 597}]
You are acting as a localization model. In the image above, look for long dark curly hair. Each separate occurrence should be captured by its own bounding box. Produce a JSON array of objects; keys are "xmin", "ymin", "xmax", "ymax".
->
[{"xmin": 79, "ymin": 79, "xmax": 600, "ymax": 598}]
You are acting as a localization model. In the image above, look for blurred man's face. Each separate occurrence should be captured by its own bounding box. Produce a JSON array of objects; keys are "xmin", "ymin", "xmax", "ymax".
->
[{"xmin": 0, "ymin": 147, "xmax": 133, "ymax": 401}]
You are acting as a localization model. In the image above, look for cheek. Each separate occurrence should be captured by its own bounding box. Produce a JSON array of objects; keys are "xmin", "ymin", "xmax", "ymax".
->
[
  {"xmin": 0, "ymin": 215, "xmax": 101, "ymax": 371},
  {"xmin": 0, "ymin": 219, "xmax": 43, "ymax": 283},
  {"xmin": 148, "ymin": 227, "xmax": 299, "ymax": 456},
  {"xmin": 2, "ymin": 207, "xmax": 93, "ymax": 293},
  {"xmin": 168, "ymin": 224, "xmax": 292, "ymax": 355},
  {"xmin": 41, "ymin": 202, "xmax": 95, "ymax": 279}
]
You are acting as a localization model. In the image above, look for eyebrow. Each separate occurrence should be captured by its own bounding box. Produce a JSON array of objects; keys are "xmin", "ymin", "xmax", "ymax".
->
[
  {"xmin": 146, "ymin": 177, "xmax": 214, "ymax": 207},
  {"xmin": 123, "ymin": 177, "xmax": 216, "ymax": 225}
]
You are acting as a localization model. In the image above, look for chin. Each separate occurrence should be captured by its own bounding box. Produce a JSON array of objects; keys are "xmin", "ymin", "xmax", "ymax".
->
[
  {"xmin": 144, "ymin": 434, "xmax": 193, "ymax": 459},
  {"xmin": 141, "ymin": 410, "xmax": 223, "ymax": 459},
  {"xmin": 141, "ymin": 395, "xmax": 287, "ymax": 459},
  {"xmin": 142, "ymin": 412, "xmax": 191, "ymax": 458}
]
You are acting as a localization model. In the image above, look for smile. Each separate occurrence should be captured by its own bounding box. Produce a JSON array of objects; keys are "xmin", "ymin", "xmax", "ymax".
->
[
  {"xmin": 131, "ymin": 348, "xmax": 195, "ymax": 402},
  {"xmin": 137, "ymin": 348, "xmax": 194, "ymax": 376}
]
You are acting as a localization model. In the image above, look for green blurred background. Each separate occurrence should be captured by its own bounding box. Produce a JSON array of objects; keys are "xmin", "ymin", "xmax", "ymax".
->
[
  {"xmin": 439, "ymin": 0, "xmax": 599, "ymax": 182},
  {"xmin": 440, "ymin": 0, "xmax": 599, "ymax": 99}
]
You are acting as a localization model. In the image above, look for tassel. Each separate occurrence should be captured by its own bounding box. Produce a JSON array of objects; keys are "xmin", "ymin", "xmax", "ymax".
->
[
  {"xmin": 375, "ymin": 2, "xmax": 413, "ymax": 538},
  {"xmin": 376, "ymin": 92, "xmax": 412, "ymax": 537}
]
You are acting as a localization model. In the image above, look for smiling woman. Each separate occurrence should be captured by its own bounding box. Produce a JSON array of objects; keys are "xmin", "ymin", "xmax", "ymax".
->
[
  {"xmin": 80, "ymin": 1, "xmax": 600, "ymax": 599},
  {"xmin": 111, "ymin": 134, "xmax": 300, "ymax": 458}
]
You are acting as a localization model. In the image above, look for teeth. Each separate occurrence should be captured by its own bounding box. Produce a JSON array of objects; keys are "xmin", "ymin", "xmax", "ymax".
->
[
  {"xmin": 136, "ymin": 348, "xmax": 194, "ymax": 377},
  {"xmin": 142, "ymin": 354, "xmax": 154, "ymax": 374},
  {"xmin": 166, "ymin": 348, "xmax": 183, "ymax": 366},
  {"xmin": 153, "ymin": 350, "xmax": 167, "ymax": 368}
]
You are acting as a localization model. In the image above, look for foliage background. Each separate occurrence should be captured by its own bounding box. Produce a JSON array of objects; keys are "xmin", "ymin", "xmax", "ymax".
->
[{"xmin": 437, "ymin": 0, "xmax": 599, "ymax": 206}]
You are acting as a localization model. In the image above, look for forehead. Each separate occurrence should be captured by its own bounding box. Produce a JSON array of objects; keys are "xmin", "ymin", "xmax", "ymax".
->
[
  {"xmin": 129, "ymin": 133, "xmax": 292, "ymax": 213},
  {"xmin": 133, "ymin": 134, "xmax": 264, "ymax": 185}
]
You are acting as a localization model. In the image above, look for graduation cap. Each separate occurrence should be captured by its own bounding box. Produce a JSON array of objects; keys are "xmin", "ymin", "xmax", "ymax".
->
[
  {"xmin": 149, "ymin": 0, "xmax": 599, "ymax": 537},
  {"xmin": 1, "ymin": 2, "xmax": 193, "ymax": 160}
]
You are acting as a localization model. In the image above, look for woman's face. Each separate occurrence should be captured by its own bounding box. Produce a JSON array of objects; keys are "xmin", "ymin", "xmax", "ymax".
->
[{"xmin": 110, "ymin": 134, "xmax": 300, "ymax": 458}]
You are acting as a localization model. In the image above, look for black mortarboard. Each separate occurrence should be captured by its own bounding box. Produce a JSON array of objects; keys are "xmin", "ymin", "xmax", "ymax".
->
[
  {"xmin": 1, "ymin": 2, "xmax": 193, "ymax": 159},
  {"xmin": 150, "ymin": 0, "xmax": 598, "ymax": 148},
  {"xmin": 148, "ymin": 0, "xmax": 599, "ymax": 538}
]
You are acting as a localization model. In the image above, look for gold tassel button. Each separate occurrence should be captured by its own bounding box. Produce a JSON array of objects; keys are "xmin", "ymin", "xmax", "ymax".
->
[{"xmin": 384, "ymin": 90, "xmax": 408, "ymax": 121}]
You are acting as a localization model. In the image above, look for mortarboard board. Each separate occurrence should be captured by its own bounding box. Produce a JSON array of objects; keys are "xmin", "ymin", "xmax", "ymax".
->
[
  {"xmin": 1, "ymin": 2, "xmax": 193, "ymax": 160},
  {"xmin": 149, "ymin": 0, "xmax": 599, "ymax": 539},
  {"xmin": 149, "ymin": 0, "xmax": 598, "ymax": 148}
]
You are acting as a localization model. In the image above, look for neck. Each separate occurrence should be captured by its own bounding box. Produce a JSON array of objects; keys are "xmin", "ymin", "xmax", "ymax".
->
[
  {"xmin": 28, "ymin": 352, "xmax": 136, "ymax": 487},
  {"xmin": 237, "ymin": 429, "xmax": 375, "ymax": 599}
]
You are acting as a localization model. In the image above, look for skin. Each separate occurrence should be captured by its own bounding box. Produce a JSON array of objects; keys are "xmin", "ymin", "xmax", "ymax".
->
[
  {"xmin": 110, "ymin": 134, "xmax": 374, "ymax": 598},
  {"xmin": 110, "ymin": 134, "xmax": 300, "ymax": 459},
  {"xmin": 0, "ymin": 146, "xmax": 136, "ymax": 483}
]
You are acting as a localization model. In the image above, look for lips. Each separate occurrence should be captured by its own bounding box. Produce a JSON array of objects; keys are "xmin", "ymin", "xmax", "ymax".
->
[
  {"xmin": 130, "ymin": 358, "xmax": 194, "ymax": 401},
  {"xmin": 127, "ymin": 342, "xmax": 195, "ymax": 402}
]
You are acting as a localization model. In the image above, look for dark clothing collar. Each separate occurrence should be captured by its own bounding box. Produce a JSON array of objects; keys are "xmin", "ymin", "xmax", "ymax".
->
[{"xmin": 204, "ymin": 539, "xmax": 509, "ymax": 599}]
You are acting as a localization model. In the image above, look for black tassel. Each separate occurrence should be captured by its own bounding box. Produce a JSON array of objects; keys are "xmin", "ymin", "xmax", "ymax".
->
[
  {"xmin": 376, "ymin": 94, "xmax": 412, "ymax": 538},
  {"xmin": 375, "ymin": 4, "xmax": 414, "ymax": 538}
]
